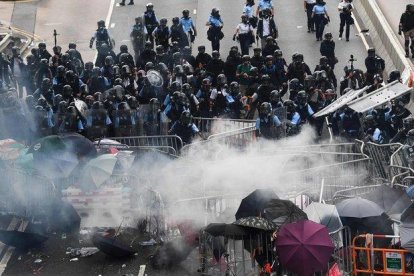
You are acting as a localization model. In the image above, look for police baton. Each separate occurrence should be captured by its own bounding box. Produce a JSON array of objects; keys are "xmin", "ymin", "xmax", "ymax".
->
[{"xmin": 53, "ymin": 29, "xmax": 60, "ymax": 47}]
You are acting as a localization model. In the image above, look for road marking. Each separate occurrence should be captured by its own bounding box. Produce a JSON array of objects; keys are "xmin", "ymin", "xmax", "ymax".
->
[
  {"xmin": 44, "ymin": 22, "xmax": 63, "ymax": 26},
  {"xmin": 353, "ymin": 14, "xmax": 369, "ymax": 49},
  {"xmin": 0, "ymin": 218, "xmax": 28, "ymax": 275},
  {"xmin": 110, "ymin": 23, "xmax": 115, "ymax": 28},
  {"xmin": 138, "ymin": 265, "xmax": 146, "ymax": 276},
  {"xmin": 94, "ymin": 0, "xmax": 115, "ymax": 63}
]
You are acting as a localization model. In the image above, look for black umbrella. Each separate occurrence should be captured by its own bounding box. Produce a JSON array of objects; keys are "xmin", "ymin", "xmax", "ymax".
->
[
  {"xmin": 48, "ymin": 199, "xmax": 81, "ymax": 233},
  {"xmin": 263, "ymin": 199, "xmax": 308, "ymax": 226},
  {"xmin": 92, "ymin": 232, "xmax": 136, "ymax": 258},
  {"xmin": 59, "ymin": 133, "xmax": 97, "ymax": 159},
  {"xmin": 28, "ymin": 135, "xmax": 79, "ymax": 178},
  {"xmin": 235, "ymin": 189, "xmax": 279, "ymax": 220},
  {"xmin": 233, "ymin": 216, "xmax": 277, "ymax": 232},
  {"xmin": 205, "ymin": 223, "xmax": 248, "ymax": 238},
  {"xmin": 363, "ymin": 185, "xmax": 412, "ymax": 217},
  {"xmin": 335, "ymin": 197, "xmax": 384, "ymax": 218},
  {"xmin": 0, "ymin": 230, "xmax": 48, "ymax": 249}
]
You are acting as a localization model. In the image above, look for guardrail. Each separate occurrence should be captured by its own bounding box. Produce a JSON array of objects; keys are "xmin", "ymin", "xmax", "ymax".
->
[{"xmin": 353, "ymin": 0, "xmax": 412, "ymax": 74}]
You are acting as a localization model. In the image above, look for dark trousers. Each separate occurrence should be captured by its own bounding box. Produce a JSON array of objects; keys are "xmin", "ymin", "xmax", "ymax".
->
[
  {"xmin": 314, "ymin": 14, "xmax": 326, "ymax": 40},
  {"xmin": 211, "ymin": 38, "xmax": 220, "ymax": 52},
  {"xmin": 339, "ymin": 13, "xmax": 351, "ymax": 39},
  {"xmin": 239, "ymin": 33, "xmax": 251, "ymax": 56},
  {"xmin": 306, "ymin": 3, "xmax": 315, "ymax": 31}
]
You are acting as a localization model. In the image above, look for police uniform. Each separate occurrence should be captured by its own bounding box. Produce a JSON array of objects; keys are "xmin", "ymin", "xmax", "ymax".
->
[
  {"xmin": 235, "ymin": 22, "xmax": 254, "ymax": 56},
  {"xmin": 180, "ymin": 17, "xmax": 196, "ymax": 46},
  {"xmin": 312, "ymin": 3, "xmax": 328, "ymax": 41},
  {"xmin": 304, "ymin": 0, "xmax": 316, "ymax": 32},
  {"xmin": 338, "ymin": 1, "xmax": 354, "ymax": 41},
  {"xmin": 207, "ymin": 15, "xmax": 223, "ymax": 52},
  {"xmin": 256, "ymin": 114, "xmax": 282, "ymax": 139},
  {"xmin": 144, "ymin": 10, "xmax": 159, "ymax": 45}
]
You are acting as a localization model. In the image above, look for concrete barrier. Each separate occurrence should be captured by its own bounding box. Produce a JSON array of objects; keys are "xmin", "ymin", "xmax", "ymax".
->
[{"xmin": 353, "ymin": 0, "xmax": 412, "ymax": 74}]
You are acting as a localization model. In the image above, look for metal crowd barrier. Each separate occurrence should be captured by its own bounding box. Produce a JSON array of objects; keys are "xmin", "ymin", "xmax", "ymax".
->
[
  {"xmin": 101, "ymin": 135, "xmax": 183, "ymax": 156},
  {"xmin": 332, "ymin": 184, "xmax": 383, "ymax": 204},
  {"xmin": 330, "ymin": 226, "xmax": 353, "ymax": 276},
  {"xmin": 352, "ymin": 234, "xmax": 414, "ymax": 275},
  {"xmin": 192, "ymin": 117, "xmax": 256, "ymax": 136}
]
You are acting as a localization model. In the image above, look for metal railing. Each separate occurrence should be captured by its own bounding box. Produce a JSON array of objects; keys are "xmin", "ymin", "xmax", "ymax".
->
[
  {"xmin": 192, "ymin": 117, "xmax": 255, "ymax": 136},
  {"xmin": 101, "ymin": 135, "xmax": 183, "ymax": 156}
]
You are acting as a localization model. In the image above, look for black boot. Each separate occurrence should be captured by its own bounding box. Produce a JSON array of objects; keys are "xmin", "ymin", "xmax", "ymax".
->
[
  {"xmin": 120, "ymin": 0, "xmax": 125, "ymax": 6},
  {"xmin": 128, "ymin": 0, "xmax": 134, "ymax": 5}
]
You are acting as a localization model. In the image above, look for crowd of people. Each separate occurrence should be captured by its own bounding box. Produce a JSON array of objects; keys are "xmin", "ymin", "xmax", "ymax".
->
[{"xmin": 0, "ymin": 0, "xmax": 413, "ymax": 146}]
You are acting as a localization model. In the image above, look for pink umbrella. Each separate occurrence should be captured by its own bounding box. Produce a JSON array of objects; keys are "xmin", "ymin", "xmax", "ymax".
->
[{"xmin": 275, "ymin": 220, "xmax": 334, "ymax": 276}]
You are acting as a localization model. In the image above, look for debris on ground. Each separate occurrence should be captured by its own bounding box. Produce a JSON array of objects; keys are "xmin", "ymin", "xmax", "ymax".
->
[{"xmin": 66, "ymin": 247, "xmax": 99, "ymax": 258}]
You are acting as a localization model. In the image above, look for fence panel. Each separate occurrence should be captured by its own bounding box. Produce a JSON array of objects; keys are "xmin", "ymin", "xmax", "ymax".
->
[{"xmin": 101, "ymin": 135, "xmax": 183, "ymax": 156}]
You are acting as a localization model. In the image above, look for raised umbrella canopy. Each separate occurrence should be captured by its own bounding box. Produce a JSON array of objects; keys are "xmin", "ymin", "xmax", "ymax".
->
[
  {"xmin": 235, "ymin": 189, "xmax": 279, "ymax": 220},
  {"xmin": 399, "ymin": 223, "xmax": 414, "ymax": 253},
  {"xmin": 205, "ymin": 223, "xmax": 248, "ymax": 238},
  {"xmin": 276, "ymin": 220, "xmax": 334, "ymax": 276},
  {"xmin": 27, "ymin": 135, "xmax": 79, "ymax": 178},
  {"xmin": 304, "ymin": 202, "xmax": 342, "ymax": 233},
  {"xmin": 81, "ymin": 154, "xmax": 117, "ymax": 189},
  {"xmin": 363, "ymin": 184, "xmax": 411, "ymax": 218},
  {"xmin": 233, "ymin": 216, "xmax": 277, "ymax": 232},
  {"xmin": 263, "ymin": 199, "xmax": 308, "ymax": 226},
  {"xmin": 59, "ymin": 133, "xmax": 97, "ymax": 159},
  {"xmin": 335, "ymin": 197, "xmax": 385, "ymax": 218}
]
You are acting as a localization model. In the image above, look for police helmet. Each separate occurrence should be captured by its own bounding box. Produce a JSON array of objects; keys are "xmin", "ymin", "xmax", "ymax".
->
[
  {"xmin": 217, "ymin": 74, "xmax": 227, "ymax": 86},
  {"xmin": 388, "ymin": 70, "xmax": 401, "ymax": 83},
  {"xmin": 174, "ymin": 65, "xmax": 184, "ymax": 75},
  {"xmin": 229, "ymin": 81, "xmax": 240, "ymax": 96},
  {"xmin": 289, "ymin": 78, "xmax": 301, "ymax": 91},
  {"xmin": 182, "ymin": 83, "xmax": 193, "ymax": 95},
  {"xmin": 38, "ymin": 42, "xmax": 46, "ymax": 49},
  {"xmin": 53, "ymin": 46, "xmax": 62, "ymax": 55},
  {"xmin": 63, "ymin": 85, "xmax": 73, "ymax": 97},
  {"xmin": 320, "ymin": 56, "xmax": 328, "ymax": 65},
  {"xmin": 146, "ymin": 2, "xmax": 154, "ymax": 8},
  {"xmin": 364, "ymin": 114, "xmax": 376, "ymax": 128},
  {"xmin": 68, "ymin": 42, "xmax": 77, "ymax": 49},
  {"xmin": 92, "ymin": 101, "xmax": 104, "ymax": 110},
  {"xmin": 367, "ymin": 47, "xmax": 376, "ymax": 56},
  {"xmin": 296, "ymin": 90, "xmax": 308, "ymax": 104},
  {"xmin": 324, "ymin": 32, "xmax": 333, "ymax": 40},
  {"xmin": 253, "ymin": 47, "xmax": 262, "ymax": 53},
  {"xmin": 212, "ymin": 50, "xmax": 220, "ymax": 59},
  {"xmin": 170, "ymin": 81, "xmax": 182, "ymax": 92},
  {"xmin": 97, "ymin": 20, "xmax": 105, "ymax": 27},
  {"xmin": 120, "ymin": 44, "xmax": 128, "ymax": 53},
  {"xmin": 58, "ymin": 101, "xmax": 68, "ymax": 113},
  {"xmin": 407, "ymin": 129, "xmax": 414, "ymax": 145},
  {"xmin": 145, "ymin": 61, "xmax": 155, "ymax": 71},
  {"xmin": 121, "ymin": 64, "xmax": 130, "ymax": 74},
  {"xmin": 160, "ymin": 18, "xmax": 168, "ymax": 25},
  {"xmin": 105, "ymin": 55, "xmax": 114, "ymax": 66},
  {"xmin": 41, "ymin": 78, "xmax": 51, "ymax": 89},
  {"xmin": 172, "ymin": 17, "xmax": 180, "ymax": 24},
  {"xmin": 241, "ymin": 14, "xmax": 248, "ymax": 21},
  {"xmin": 259, "ymin": 102, "xmax": 272, "ymax": 117},
  {"xmin": 265, "ymin": 55, "xmax": 273, "ymax": 63},
  {"xmin": 211, "ymin": 8, "xmax": 220, "ymax": 15},
  {"xmin": 198, "ymin": 45, "xmax": 206, "ymax": 52},
  {"xmin": 183, "ymin": 9, "xmax": 190, "ymax": 16},
  {"xmin": 284, "ymin": 99, "xmax": 295, "ymax": 109},
  {"xmin": 242, "ymin": 55, "xmax": 251, "ymax": 62},
  {"xmin": 249, "ymin": 66, "xmax": 259, "ymax": 75},
  {"xmin": 37, "ymin": 98, "xmax": 47, "ymax": 108},
  {"xmin": 145, "ymin": 41, "xmax": 152, "ymax": 49},
  {"xmin": 94, "ymin": 92, "xmax": 103, "ymax": 102},
  {"xmin": 261, "ymin": 74, "xmax": 271, "ymax": 83},
  {"xmin": 180, "ymin": 110, "xmax": 192, "ymax": 126},
  {"xmin": 274, "ymin": 49, "xmax": 283, "ymax": 58},
  {"xmin": 270, "ymin": 90, "xmax": 281, "ymax": 102},
  {"xmin": 404, "ymin": 117, "xmax": 414, "ymax": 131},
  {"xmin": 202, "ymin": 78, "xmax": 211, "ymax": 88}
]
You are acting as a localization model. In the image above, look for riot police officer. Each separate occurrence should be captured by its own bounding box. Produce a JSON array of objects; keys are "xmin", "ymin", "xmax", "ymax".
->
[
  {"xmin": 168, "ymin": 110, "xmax": 201, "ymax": 145},
  {"xmin": 90, "ymin": 20, "xmax": 112, "ymax": 52},
  {"xmin": 255, "ymin": 102, "xmax": 282, "ymax": 139},
  {"xmin": 338, "ymin": 0, "xmax": 354, "ymax": 41},
  {"xmin": 143, "ymin": 3, "xmax": 159, "ymax": 46},
  {"xmin": 399, "ymin": 4, "xmax": 414, "ymax": 58},
  {"xmin": 365, "ymin": 48, "xmax": 385, "ymax": 85},
  {"xmin": 130, "ymin": 17, "xmax": 148, "ymax": 66},
  {"xmin": 320, "ymin": 32, "xmax": 337, "ymax": 69},
  {"xmin": 206, "ymin": 8, "xmax": 224, "ymax": 52}
]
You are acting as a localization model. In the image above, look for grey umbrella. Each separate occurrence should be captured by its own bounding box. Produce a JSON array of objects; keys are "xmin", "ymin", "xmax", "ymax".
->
[
  {"xmin": 400, "ymin": 223, "xmax": 414, "ymax": 253},
  {"xmin": 335, "ymin": 197, "xmax": 385, "ymax": 218},
  {"xmin": 305, "ymin": 202, "xmax": 343, "ymax": 233}
]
